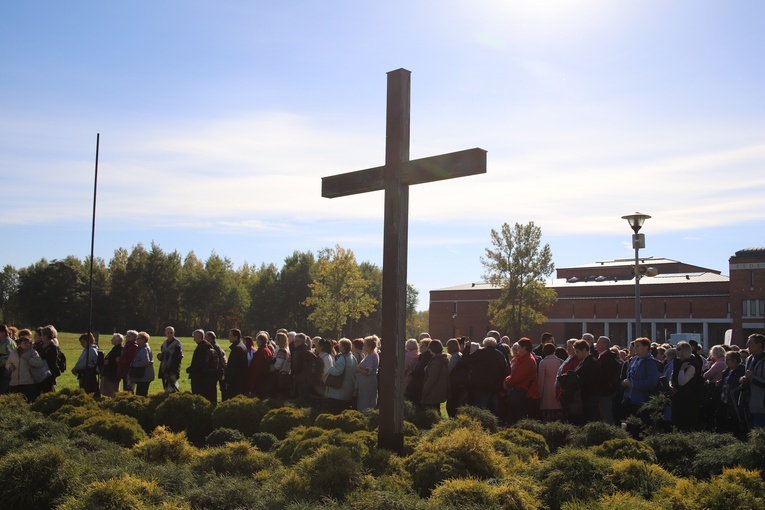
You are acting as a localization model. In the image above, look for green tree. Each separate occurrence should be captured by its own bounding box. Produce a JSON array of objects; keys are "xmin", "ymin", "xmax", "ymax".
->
[
  {"xmin": 303, "ymin": 245, "xmax": 376, "ymax": 338},
  {"xmin": 278, "ymin": 251, "xmax": 315, "ymax": 331},
  {"xmin": 0, "ymin": 265, "xmax": 19, "ymax": 324},
  {"xmin": 247, "ymin": 263, "xmax": 282, "ymax": 333},
  {"xmin": 481, "ymin": 221, "xmax": 556, "ymax": 339},
  {"xmin": 16, "ymin": 257, "xmax": 89, "ymax": 331}
]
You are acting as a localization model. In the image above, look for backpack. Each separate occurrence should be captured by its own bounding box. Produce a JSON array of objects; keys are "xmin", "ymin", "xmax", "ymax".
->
[
  {"xmin": 308, "ymin": 351, "xmax": 324, "ymax": 385},
  {"xmin": 96, "ymin": 349, "xmax": 105, "ymax": 374},
  {"xmin": 203, "ymin": 347, "xmax": 219, "ymax": 375},
  {"xmin": 56, "ymin": 347, "xmax": 67, "ymax": 374}
]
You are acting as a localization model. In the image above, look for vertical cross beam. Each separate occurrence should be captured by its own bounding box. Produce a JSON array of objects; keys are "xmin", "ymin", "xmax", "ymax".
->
[{"xmin": 378, "ymin": 69, "xmax": 410, "ymax": 453}]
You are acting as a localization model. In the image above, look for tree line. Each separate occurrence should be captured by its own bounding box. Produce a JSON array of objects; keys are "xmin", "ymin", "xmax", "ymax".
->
[{"xmin": 0, "ymin": 242, "xmax": 424, "ymax": 338}]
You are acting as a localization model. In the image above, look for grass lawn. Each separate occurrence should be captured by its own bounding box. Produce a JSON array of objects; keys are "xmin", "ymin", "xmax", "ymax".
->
[{"xmin": 56, "ymin": 332, "xmax": 202, "ymax": 395}]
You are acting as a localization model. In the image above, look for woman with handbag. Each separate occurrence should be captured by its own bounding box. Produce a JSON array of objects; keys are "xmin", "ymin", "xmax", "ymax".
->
[
  {"xmin": 6, "ymin": 331, "xmax": 45, "ymax": 402},
  {"xmin": 355, "ymin": 335, "xmax": 380, "ymax": 412},
  {"xmin": 72, "ymin": 333, "xmax": 100, "ymax": 396},
  {"xmin": 325, "ymin": 338, "xmax": 357, "ymax": 414},
  {"xmin": 271, "ymin": 331, "xmax": 292, "ymax": 399},
  {"xmin": 129, "ymin": 332, "xmax": 155, "ymax": 396},
  {"xmin": 503, "ymin": 337, "xmax": 540, "ymax": 423}
]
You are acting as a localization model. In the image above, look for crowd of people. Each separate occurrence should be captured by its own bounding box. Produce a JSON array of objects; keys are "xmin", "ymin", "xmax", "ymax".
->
[
  {"xmin": 413, "ymin": 330, "xmax": 765, "ymax": 436},
  {"xmin": 2, "ymin": 321, "xmax": 764, "ymax": 436}
]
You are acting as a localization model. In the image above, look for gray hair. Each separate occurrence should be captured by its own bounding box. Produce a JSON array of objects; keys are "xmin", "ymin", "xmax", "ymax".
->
[
  {"xmin": 482, "ymin": 337, "xmax": 497, "ymax": 347},
  {"xmin": 405, "ymin": 338, "xmax": 419, "ymax": 351},
  {"xmin": 665, "ymin": 347, "xmax": 678, "ymax": 361},
  {"xmin": 710, "ymin": 345, "xmax": 726, "ymax": 359},
  {"xmin": 192, "ymin": 329, "xmax": 205, "ymax": 338},
  {"xmin": 597, "ymin": 336, "xmax": 611, "ymax": 347}
]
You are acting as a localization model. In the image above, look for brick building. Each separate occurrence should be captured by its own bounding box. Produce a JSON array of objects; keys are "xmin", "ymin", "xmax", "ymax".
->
[{"xmin": 429, "ymin": 248, "xmax": 765, "ymax": 348}]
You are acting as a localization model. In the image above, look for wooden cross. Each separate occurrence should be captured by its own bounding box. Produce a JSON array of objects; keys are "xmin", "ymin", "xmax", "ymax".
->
[{"xmin": 322, "ymin": 68, "xmax": 486, "ymax": 453}]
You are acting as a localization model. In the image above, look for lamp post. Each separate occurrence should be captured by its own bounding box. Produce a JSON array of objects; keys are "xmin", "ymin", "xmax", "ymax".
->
[{"xmin": 622, "ymin": 212, "xmax": 651, "ymax": 341}]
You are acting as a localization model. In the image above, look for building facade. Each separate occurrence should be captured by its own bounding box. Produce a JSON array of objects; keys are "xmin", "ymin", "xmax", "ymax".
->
[{"xmin": 429, "ymin": 248, "xmax": 765, "ymax": 348}]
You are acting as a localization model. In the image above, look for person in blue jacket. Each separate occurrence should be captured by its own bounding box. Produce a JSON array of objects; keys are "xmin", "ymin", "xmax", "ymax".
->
[{"xmin": 621, "ymin": 337, "xmax": 660, "ymax": 417}]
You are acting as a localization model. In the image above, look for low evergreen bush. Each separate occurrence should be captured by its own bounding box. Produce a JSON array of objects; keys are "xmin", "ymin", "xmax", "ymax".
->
[
  {"xmin": 284, "ymin": 445, "xmax": 366, "ymax": 502},
  {"xmin": 154, "ymin": 391, "xmax": 213, "ymax": 443},
  {"xmin": 100, "ymin": 392, "xmax": 153, "ymax": 431},
  {"xmin": 424, "ymin": 414, "xmax": 482, "ymax": 440},
  {"xmin": 340, "ymin": 488, "xmax": 427, "ymax": 510},
  {"xmin": 193, "ymin": 440, "xmax": 282, "ymax": 476},
  {"xmin": 131, "ymin": 426, "xmax": 198, "ymax": 464},
  {"xmin": 609, "ymin": 458, "xmax": 676, "ymax": 500},
  {"xmin": 314, "ymin": 409, "xmax": 368, "ymax": 433},
  {"xmin": 211, "ymin": 395, "xmax": 269, "ymax": 437},
  {"xmin": 495, "ymin": 427, "xmax": 550, "ymax": 458},
  {"xmin": 362, "ymin": 407, "xmax": 380, "ymax": 430},
  {"xmin": 259, "ymin": 405, "xmax": 311, "ymax": 439},
  {"xmin": 251, "ymin": 431, "xmax": 280, "ymax": 452},
  {"xmin": 49, "ymin": 404, "xmax": 103, "ymax": 427},
  {"xmin": 656, "ymin": 469, "xmax": 765, "ymax": 510},
  {"xmin": 276, "ymin": 426, "xmax": 374, "ymax": 465},
  {"xmin": 429, "ymin": 478, "xmax": 498, "ymax": 508},
  {"xmin": 429, "ymin": 477, "xmax": 538, "ymax": 510},
  {"xmin": 515, "ymin": 419, "xmax": 576, "ymax": 453},
  {"xmin": 591, "ymin": 438, "xmax": 656, "ymax": 463},
  {"xmin": 410, "ymin": 406, "xmax": 443, "ymax": 430},
  {"xmin": 74, "ymin": 412, "xmax": 147, "ymax": 447},
  {"xmin": 58, "ymin": 473, "xmax": 165, "ymax": 510},
  {"xmin": 456, "ymin": 405, "xmax": 499, "ymax": 433},
  {"xmin": 29, "ymin": 387, "xmax": 98, "ymax": 416},
  {"xmin": 186, "ymin": 473, "xmax": 275, "ymax": 510},
  {"xmin": 0, "ymin": 444, "xmax": 80, "ymax": 510},
  {"xmin": 405, "ymin": 426, "xmax": 507, "ymax": 496},
  {"xmin": 205, "ymin": 427, "xmax": 246, "ymax": 447},
  {"xmin": 0, "ymin": 392, "xmax": 29, "ymax": 411},
  {"xmin": 562, "ymin": 492, "xmax": 666, "ymax": 510},
  {"xmin": 20, "ymin": 417, "xmax": 69, "ymax": 442},
  {"xmin": 738, "ymin": 428, "xmax": 765, "ymax": 471},
  {"xmin": 491, "ymin": 437, "xmax": 536, "ymax": 464},
  {"xmin": 644, "ymin": 431, "xmax": 729, "ymax": 477},
  {"xmin": 571, "ymin": 421, "xmax": 629, "ymax": 447},
  {"xmin": 537, "ymin": 447, "xmax": 614, "ymax": 509}
]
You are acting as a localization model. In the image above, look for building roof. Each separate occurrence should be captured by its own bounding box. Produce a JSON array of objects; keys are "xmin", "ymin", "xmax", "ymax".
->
[
  {"xmin": 560, "ymin": 256, "xmax": 681, "ymax": 270},
  {"xmin": 433, "ymin": 271, "xmax": 729, "ymax": 292},
  {"xmin": 734, "ymin": 247, "xmax": 765, "ymax": 258}
]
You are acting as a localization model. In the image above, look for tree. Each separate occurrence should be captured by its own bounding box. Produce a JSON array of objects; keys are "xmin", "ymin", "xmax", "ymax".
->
[
  {"xmin": 303, "ymin": 245, "xmax": 376, "ymax": 338},
  {"xmin": 247, "ymin": 263, "xmax": 282, "ymax": 333},
  {"xmin": 481, "ymin": 221, "xmax": 556, "ymax": 340},
  {"xmin": 278, "ymin": 251, "xmax": 315, "ymax": 332},
  {"xmin": 0, "ymin": 265, "xmax": 19, "ymax": 324}
]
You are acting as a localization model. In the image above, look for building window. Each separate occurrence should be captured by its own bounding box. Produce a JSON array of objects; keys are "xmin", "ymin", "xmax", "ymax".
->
[{"xmin": 742, "ymin": 299, "xmax": 765, "ymax": 318}]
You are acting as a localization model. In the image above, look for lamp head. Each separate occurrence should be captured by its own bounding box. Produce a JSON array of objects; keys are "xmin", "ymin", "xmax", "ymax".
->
[{"xmin": 621, "ymin": 212, "xmax": 651, "ymax": 233}]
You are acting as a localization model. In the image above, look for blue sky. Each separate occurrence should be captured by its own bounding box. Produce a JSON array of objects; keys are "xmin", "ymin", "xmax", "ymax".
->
[{"xmin": 2, "ymin": 1, "xmax": 763, "ymax": 311}]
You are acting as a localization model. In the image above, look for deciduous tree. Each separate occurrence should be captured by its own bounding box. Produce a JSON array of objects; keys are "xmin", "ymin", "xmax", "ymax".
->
[
  {"xmin": 481, "ymin": 221, "xmax": 556, "ymax": 339},
  {"xmin": 304, "ymin": 245, "xmax": 376, "ymax": 338}
]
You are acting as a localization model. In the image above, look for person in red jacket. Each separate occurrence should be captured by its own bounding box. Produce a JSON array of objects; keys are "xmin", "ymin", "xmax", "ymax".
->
[
  {"xmin": 247, "ymin": 331, "xmax": 273, "ymax": 397},
  {"xmin": 117, "ymin": 330, "xmax": 140, "ymax": 393},
  {"xmin": 504, "ymin": 337, "xmax": 540, "ymax": 423}
]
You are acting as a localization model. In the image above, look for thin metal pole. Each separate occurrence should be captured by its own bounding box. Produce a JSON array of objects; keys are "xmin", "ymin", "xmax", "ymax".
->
[
  {"xmin": 634, "ymin": 244, "xmax": 641, "ymax": 340},
  {"xmin": 88, "ymin": 133, "xmax": 100, "ymax": 344}
]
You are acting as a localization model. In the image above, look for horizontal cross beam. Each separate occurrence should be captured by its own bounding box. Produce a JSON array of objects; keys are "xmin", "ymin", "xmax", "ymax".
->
[{"xmin": 321, "ymin": 147, "xmax": 487, "ymax": 199}]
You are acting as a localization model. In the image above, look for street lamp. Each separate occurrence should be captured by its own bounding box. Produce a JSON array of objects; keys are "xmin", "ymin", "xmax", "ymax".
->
[{"xmin": 622, "ymin": 212, "xmax": 651, "ymax": 341}]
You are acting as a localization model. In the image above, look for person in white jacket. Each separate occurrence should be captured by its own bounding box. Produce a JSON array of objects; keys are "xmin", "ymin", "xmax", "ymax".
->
[{"xmin": 6, "ymin": 332, "xmax": 45, "ymax": 402}]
